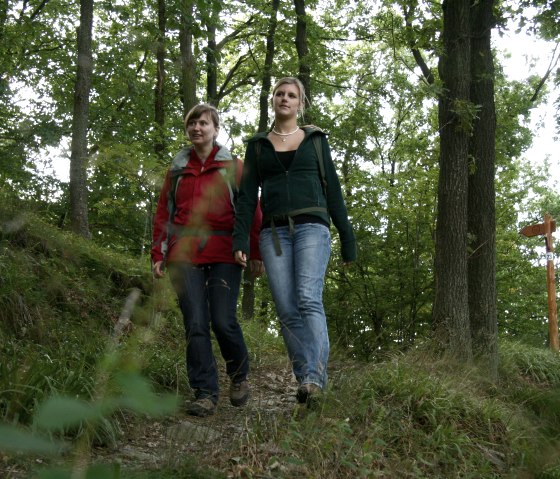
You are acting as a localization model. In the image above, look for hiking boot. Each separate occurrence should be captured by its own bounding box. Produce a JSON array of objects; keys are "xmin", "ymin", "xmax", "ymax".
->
[
  {"xmin": 186, "ymin": 397, "xmax": 216, "ymax": 417},
  {"xmin": 296, "ymin": 383, "xmax": 322, "ymax": 404},
  {"xmin": 230, "ymin": 380, "xmax": 250, "ymax": 407}
]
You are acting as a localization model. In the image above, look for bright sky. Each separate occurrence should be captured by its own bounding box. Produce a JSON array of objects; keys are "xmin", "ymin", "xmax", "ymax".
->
[{"xmin": 493, "ymin": 30, "xmax": 560, "ymax": 189}]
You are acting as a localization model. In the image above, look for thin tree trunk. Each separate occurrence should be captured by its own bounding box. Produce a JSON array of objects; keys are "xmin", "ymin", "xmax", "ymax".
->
[
  {"xmin": 206, "ymin": 4, "xmax": 219, "ymax": 105},
  {"xmin": 258, "ymin": 0, "xmax": 280, "ymax": 133},
  {"xmin": 179, "ymin": 0, "xmax": 196, "ymax": 115},
  {"xmin": 468, "ymin": 0, "xmax": 498, "ymax": 376},
  {"xmin": 0, "ymin": 1, "xmax": 7, "ymax": 36},
  {"xmin": 433, "ymin": 0, "xmax": 472, "ymax": 360},
  {"xmin": 241, "ymin": 270, "xmax": 256, "ymax": 321},
  {"xmin": 242, "ymin": 0, "xmax": 280, "ymax": 321},
  {"xmin": 69, "ymin": 0, "xmax": 93, "ymax": 239},
  {"xmin": 154, "ymin": 0, "xmax": 166, "ymax": 159},
  {"xmin": 293, "ymin": 0, "xmax": 312, "ymax": 122}
]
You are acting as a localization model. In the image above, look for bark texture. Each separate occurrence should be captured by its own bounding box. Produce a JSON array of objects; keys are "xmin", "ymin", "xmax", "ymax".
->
[
  {"xmin": 433, "ymin": 0, "xmax": 472, "ymax": 360},
  {"xmin": 69, "ymin": 0, "xmax": 93, "ymax": 239},
  {"xmin": 468, "ymin": 0, "xmax": 498, "ymax": 376}
]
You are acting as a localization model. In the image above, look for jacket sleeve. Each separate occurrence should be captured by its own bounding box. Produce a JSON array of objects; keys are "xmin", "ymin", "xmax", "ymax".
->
[
  {"xmin": 321, "ymin": 136, "xmax": 357, "ymax": 262},
  {"xmin": 151, "ymin": 171, "xmax": 172, "ymax": 264},
  {"xmin": 232, "ymin": 142, "xmax": 261, "ymax": 255},
  {"xmin": 248, "ymin": 199, "xmax": 263, "ymax": 260}
]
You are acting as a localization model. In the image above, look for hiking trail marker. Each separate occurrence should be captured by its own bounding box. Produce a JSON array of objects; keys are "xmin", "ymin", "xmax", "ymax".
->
[{"xmin": 520, "ymin": 214, "xmax": 558, "ymax": 351}]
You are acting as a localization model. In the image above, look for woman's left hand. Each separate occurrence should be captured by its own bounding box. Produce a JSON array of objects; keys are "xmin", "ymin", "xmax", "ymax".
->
[{"xmin": 249, "ymin": 259, "xmax": 265, "ymax": 277}]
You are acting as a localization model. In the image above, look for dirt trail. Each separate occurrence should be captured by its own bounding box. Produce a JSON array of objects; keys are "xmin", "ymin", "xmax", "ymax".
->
[
  {"xmin": 2, "ymin": 358, "xmax": 335, "ymax": 478},
  {"xmin": 91, "ymin": 361, "xmax": 301, "ymax": 477}
]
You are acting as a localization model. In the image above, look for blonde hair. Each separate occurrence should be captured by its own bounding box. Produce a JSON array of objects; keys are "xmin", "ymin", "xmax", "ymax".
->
[{"xmin": 271, "ymin": 77, "xmax": 307, "ymax": 115}]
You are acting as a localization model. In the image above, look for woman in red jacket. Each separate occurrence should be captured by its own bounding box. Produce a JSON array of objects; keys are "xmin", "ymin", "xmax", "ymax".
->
[{"xmin": 152, "ymin": 104, "xmax": 263, "ymax": 417}]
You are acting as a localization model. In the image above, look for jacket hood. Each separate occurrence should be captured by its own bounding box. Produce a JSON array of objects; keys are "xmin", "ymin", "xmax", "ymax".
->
[{"xmin": 170, "ymin": 143, "xmax": 233, "ymax": 171}]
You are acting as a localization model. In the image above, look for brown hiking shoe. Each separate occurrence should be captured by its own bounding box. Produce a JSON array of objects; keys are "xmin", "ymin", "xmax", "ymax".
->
[
  {"xmin": 186, "ymin": 397, "xmax": 216, "ymax": 417},
  {"xmin": 230, "ymin": 380, "xmax": 250, "ymax": 407},
  {"xmin": 296, "ymin": 383, "xmax": 322, "ymax": 404}
]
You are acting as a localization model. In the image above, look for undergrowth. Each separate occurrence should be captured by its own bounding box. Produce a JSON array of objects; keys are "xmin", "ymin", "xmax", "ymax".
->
[
  {"xmin": 2, "ymin": 207, "xmax": 560, "ymax": 478},
  {"xmin": 233, "ymin": 348, "xmax": 560, "ymax": 478}
]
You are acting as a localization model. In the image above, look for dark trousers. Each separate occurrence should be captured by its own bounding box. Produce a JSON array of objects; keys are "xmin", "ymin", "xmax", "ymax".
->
[{"xmin": 170, "ymin": 262, "xmax": 248, "ymax": 402}]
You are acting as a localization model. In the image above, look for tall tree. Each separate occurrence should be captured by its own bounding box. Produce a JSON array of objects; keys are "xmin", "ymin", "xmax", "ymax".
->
[
  {"xmin": 468, "ymin": 0, "xmax": 498, "ymax": 375},
  {"xmin": 293, "ymin": 0, "xmax": 312, "ymax": 119},
  {"xmin": 205, "ymin": 1, "xmax": 219, "ymax": 105},
  {"xmin": 258, "ymin": 0, "xmax": 280, "ymax": 133},
  {"xmin": 242, "ymin": 0, "xmax": 281, "ymax": 322},
  {"xmin": 154, "ymin": 0, "xmax": 167, "ymax": 159},
  {"xmin": 433, "ymin": 0, "xmax": 472, "ymax": 359},
  {"xmin": 405, "ymin": 0, "xmax": 500, "ymax": 364},
  {"xmin": 69, "ymin": 0, "xmax": 93, "ymax": 238},
  {"xmin": 179, "ymin": 0, "xmax": 197, "ymax": 115}
]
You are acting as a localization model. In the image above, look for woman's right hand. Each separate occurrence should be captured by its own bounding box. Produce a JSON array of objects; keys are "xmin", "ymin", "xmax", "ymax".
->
[
  {"xmin": 153, "ymin": 261, "xmax": 166, "ymax": 279},
  {"xmin": 234, "ymin": 250, "xmax": 247, "ymax": 268}
]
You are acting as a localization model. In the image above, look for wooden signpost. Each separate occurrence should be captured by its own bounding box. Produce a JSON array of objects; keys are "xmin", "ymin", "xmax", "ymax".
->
[{"xmin": 520, "ymin": 214, "xmax": 558, "ymax": 351}]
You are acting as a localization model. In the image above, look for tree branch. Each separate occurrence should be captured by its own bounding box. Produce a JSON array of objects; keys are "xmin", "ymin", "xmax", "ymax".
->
[
  {"xmin": 216, "ymin": 15, "xmax": 255, "ymax": 51},
  {"xmin": 29, "ymin": 0, "xmax": 50, "ymax": 21},
  {"xmin": 530, "ymin": 41, "xmax": 560, "ymax": 103},
  {"xmin": 403, "ymin": 4, "xmax": 435, "ymax": 85}
]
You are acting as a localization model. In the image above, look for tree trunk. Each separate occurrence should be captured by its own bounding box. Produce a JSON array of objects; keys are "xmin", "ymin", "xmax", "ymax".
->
[
  {"xmin": 293, "ymin": 0, "xmax": 312, "ymax": 121},
  {"xmin": 258, "ymin": 0, "xmax": 280, "ymax": 133},
  {"xmin": 154, "ymin": 0, "xmax": 166, "ymax": 159},
  {"xmin": 205, "ymin": 3, "xmax": 219, "ymax": 105},
  {"xmin": 433, "ymin": 0, "xmax": 472, "ymax": 360},
  {"xmin": 468, "ymin": 0, "xmax": 498, "ymax": 376},
  {"xmin": 179, "ymin": 0, "xmax": 196, "ymax": 115},
  {"xmin": 69, "ymin": 0, "xmax": 93, "ymax": 239},
  {"xmin": 0, "ymin": 1, "xmax": 7, "ymax": 35},
  {"xmin": 241, "ymin": 0, "xmax": 281, "ymax": 321},
  {"xmin": 241, "ymin": 270, "xmax": 256, "ymax": 321}
]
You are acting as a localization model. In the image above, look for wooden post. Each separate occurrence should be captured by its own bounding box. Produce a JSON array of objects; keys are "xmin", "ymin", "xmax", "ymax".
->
[
  {"xmin": 544, "ymin": 214, "xmax": 558, "ymax": 352},
  {"xmin": 520, "ymin": 214, "xmax": 558, "ymax": 351}
]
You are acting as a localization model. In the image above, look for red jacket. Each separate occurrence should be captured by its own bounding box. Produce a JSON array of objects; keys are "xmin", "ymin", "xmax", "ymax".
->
[{"xmin": 152, "ymin": 144, "xmax": 262, "ymax": 265}]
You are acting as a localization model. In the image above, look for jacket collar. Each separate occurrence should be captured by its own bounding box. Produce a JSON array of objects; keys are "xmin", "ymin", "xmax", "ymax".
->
[
  {"xmin": 246, "ymin": 126, "xmax": 325, "ymax": 144},
  {"xmin": 170, "ymin": 143, "xmax": 233, "ymax": 170}
]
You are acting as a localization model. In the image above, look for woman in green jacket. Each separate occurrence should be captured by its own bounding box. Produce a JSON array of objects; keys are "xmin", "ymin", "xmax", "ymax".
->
[{"xmin": 233, "ymin": 77, "xmax": 356, "ymax": 404}]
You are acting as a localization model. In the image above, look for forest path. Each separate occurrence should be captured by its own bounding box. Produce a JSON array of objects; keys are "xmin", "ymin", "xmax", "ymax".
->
[{"xmin": 91, "ymin": 359, "xmax": 305, "ymax": 477}]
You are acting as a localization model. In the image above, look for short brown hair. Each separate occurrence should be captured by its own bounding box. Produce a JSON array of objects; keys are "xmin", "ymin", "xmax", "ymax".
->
[{"xmin": 183, "ymin": 103, "xmax": 220, "ymax": 130}]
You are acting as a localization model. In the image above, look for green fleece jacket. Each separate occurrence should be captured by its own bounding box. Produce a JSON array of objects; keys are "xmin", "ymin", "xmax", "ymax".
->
[{"xmin": 232, "ymin": 127, "xmax": 357, "ymax": 262}]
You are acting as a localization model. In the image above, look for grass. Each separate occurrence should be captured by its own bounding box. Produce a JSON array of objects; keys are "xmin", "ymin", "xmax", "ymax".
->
[
  {"xmin": 232, "ymin": 348, "xmax": 560, "ymax": 478},
  {"xmin": 2, "ymin": 206, "xmax": 560, "ymax": 478}
]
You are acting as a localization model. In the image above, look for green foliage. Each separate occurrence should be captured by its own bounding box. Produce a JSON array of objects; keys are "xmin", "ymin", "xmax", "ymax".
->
[
  {"xmin": 0, "ymin": 424, "xmax": 65, "ymax": 456},
  {"xmin": 2, "ymin": 201, "xmax": 560, "ymax": 477},
  {"xmin": 0, "ymin": 207, "xmax": 181, "ymax": 476},
  {"xmin": 235, "ymin": 342, "xmax": 560, "ymax": 478},
  {"xmin": 1, "ymin": 0, "xmax": 554, "ymax": 358}
]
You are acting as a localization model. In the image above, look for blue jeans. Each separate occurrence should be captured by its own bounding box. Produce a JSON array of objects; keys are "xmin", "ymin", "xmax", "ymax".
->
[
  {"xmin": 169, "ymin": 262, "xmax": 248, "ymax": 403},
  {"xmin": 259, "ymin": 223, "xmax": 331, "ymax": 388}
]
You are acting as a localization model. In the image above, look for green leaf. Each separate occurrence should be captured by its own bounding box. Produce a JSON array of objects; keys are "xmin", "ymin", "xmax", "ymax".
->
[
  {"xmin": 37, "ymin": 463, "xmax": 120, "ymax": 479},
  {"xmin": 0, "ymin": 423, "xmax": 65, "ymax": 455},
  {"xmin": 34, "ymin": 396, "xmax": 104, "ymax": 431},
  {"xmin": 112, "ymin": 372, "xmax": 178, "ymax": 416}
]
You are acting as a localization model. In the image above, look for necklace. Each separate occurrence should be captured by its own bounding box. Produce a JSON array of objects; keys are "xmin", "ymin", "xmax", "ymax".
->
[{"xmin": 272, "ymin": 126, "xmax": 299, "ymax": 142}]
